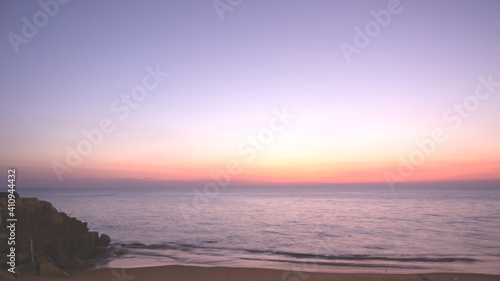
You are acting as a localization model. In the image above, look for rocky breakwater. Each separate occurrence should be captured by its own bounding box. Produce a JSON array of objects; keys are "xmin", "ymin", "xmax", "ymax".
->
[{"xmin": 0, "ymin": 192, "xmax": 111, "ymax": 279}]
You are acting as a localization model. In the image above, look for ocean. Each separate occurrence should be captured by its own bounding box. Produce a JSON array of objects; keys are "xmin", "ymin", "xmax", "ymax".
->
[{"xmin": 21, "ymin": 186, "xmax": 500, "ymax": 274}]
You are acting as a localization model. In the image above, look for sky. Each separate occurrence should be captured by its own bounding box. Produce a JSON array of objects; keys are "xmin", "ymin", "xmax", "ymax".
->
[{"xmin": 0, "ymin": 0, "xmax": 499, "ymax": 188}]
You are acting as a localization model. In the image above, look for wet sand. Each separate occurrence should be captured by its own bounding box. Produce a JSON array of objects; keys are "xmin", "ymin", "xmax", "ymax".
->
[{"xmin": 17, "ymin": 265, "xmax": 500, "ymax": 281}]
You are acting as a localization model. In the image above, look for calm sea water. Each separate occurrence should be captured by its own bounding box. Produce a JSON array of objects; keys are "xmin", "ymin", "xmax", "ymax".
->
[{"xmin": 21, "ymin": 186, "xmax": 500, "ymax": 274}]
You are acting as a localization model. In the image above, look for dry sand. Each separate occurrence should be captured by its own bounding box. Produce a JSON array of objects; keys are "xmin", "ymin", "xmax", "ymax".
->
[{"xmin": 15, "ymin": 265, "xmax": 500, "ymax": 281}]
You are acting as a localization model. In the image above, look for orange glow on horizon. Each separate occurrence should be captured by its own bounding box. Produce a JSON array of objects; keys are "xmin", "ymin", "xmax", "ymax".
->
[{"xmin": 55, "ymin": 157, "xmax": 500, "ymax": 185}]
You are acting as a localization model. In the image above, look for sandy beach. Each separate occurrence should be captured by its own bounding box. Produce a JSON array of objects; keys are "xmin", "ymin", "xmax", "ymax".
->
[{"xmin": 15, "ymin": 265, "xmax": 500, "ymax": 281}]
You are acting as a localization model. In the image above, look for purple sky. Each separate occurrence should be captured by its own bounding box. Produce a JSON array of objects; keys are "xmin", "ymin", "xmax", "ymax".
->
[{"xmin": 1, "ymin": 0, "xmax": 499, "ymax": 188}]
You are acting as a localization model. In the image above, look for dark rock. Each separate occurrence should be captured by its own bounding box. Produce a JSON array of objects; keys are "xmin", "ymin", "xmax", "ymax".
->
[
  {"xmin": 98, "ymin": 233, "xmax": 111, "ymax": 247},
  {"xmin": 0, "ymin": 254, "xmax": 7, "ymax": 264},
  {"xmin": 17, "ymin": 251, "xmax": 32, "ymax": 264},
  {"xmin": 65, "ymin": 256, "xmax": 85, "ymax": 270},
  {"xmin": 52, "ymin": 249, "xmax": 71, "ymax": 269},
  {"xmin": 14, "ymin": 261, "xmax": 37, "ymax": 277},
  {"xmin": 74, "ymin": 246, "xmax": 94, "ymax": 260},
  {"xmin": 85, "ymin": 232, "xmax": 99, "ymax": 247},
  {"xmin": 113, "ymin": 248, "xmax": 127, "ymax": 256},
  {"xmin": 93, "ymin": 246, "xmax": 107, "ymax": 257},
  {"xmin": 0, "ymin": 237, "xmax": 8, "ymax": 253},
  {"xmin": 0, "ymin": 195, "xmax": 111, "ymax": 277},
  {"xmin": 38, "ymin": 259, "xmax": 70, "ymax": 277},
  {"xmin": 0, "ymin": 269, "xmax": 16, "ymax": 280}
]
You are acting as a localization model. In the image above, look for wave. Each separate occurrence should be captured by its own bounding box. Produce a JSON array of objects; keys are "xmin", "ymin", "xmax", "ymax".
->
[
  {"xmin": 115, "ymin": 242, "xmax": 477, "ymax": 264},
  {"xmin": 244, "ymin": 249, "xmax": 476, "ymax": 263}
]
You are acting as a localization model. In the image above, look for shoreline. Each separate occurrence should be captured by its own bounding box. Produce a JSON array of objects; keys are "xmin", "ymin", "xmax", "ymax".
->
[{"xmin": 16, "ymin": 265, "xmax": 500, "ymax": 281}]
